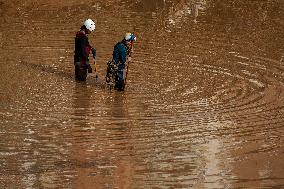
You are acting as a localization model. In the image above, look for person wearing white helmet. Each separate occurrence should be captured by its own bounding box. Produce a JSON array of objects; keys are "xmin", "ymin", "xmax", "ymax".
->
[
  {"xmin": 112, "ymin": 32, "xmax": 136, "ymax": 91},
  {"xmin": 74, "ymin": 19, "xmax": 96, "ymax": 79},
  {"xmin": 83, "ymin": 19, "xmax": 96, "ymax": 32}
]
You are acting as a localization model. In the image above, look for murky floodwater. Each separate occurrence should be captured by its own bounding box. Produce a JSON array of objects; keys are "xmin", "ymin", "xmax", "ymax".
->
[{"xmin": 1, "ymin": 0, "xmax": 284, "ymax": 188}]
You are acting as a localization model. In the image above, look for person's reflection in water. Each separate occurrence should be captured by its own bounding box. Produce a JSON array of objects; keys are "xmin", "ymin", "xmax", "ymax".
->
[
  {"xmin": 70, "ymin": 88, "xmax": 134, "ymax": 188},
  {"xmin": 70, "ymin": 82, "xmax": 96, "ymax": 188},
  {"xmin": 72, "ymin": 82, "xmax": 91, "ymax": 125},
  {"xmin": 103, "ymin": 92, "xmax": 134, "ymax": 188}
]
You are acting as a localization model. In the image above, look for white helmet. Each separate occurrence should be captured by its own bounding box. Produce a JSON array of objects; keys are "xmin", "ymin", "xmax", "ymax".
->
[{"xmin": 84, "ymin": 19, "xmax": 96, "ymax": 32}]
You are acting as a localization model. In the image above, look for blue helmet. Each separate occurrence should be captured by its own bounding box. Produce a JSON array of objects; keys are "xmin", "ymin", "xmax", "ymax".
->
[{"xmin": 124, "ymin": 33, "xmax": 136, "ymax": 41}]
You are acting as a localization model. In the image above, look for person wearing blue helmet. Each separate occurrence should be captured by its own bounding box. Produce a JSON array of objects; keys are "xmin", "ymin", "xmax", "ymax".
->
[{"xmin": 112, "ymin": 32, "xmax": 136, "ymax": 91}]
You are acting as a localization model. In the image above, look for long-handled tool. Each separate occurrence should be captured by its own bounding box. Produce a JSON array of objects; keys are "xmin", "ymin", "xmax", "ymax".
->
[
  {"xmin": 94, "ymin": 60, "xmax": 98, "ymax": 80},
  {"xmin": 124, "ymin": 59, "xmax": 130, "ymax": 86},
  {"xmin": 91, "ymin": 48, "xmax": 98, "ymax": 80},
  {"xmin": 124, "ymin": 36, "xmax": 134, "ymax": 86}
]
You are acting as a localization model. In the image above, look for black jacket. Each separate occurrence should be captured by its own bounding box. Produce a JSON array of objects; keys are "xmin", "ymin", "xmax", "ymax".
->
[{"xmin": 74, "ymin": 30, "xmax": 91, "ymax": 63}]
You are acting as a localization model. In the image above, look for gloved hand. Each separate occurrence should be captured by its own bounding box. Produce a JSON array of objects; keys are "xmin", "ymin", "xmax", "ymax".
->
[
  {"xmin": 91, "ymin": 48, "xmax": 96, "ymax": 59},
  {"xmin": 127, "ymin": 56, "xmax": 132, "ymax": 62}
]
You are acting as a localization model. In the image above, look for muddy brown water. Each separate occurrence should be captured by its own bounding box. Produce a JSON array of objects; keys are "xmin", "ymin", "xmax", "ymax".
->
[{"xmin": 0, "ymin": 0, "xmax": 284, "ymax": 188}]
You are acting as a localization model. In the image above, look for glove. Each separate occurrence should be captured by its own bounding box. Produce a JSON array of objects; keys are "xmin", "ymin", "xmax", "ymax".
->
[
  {"xmin": 91, "ymin": 48, "xmax": 96, "ymax": 59},
  {"xmin": 127, "ymin": 56, "xmax": 132, "ymax": 62}
]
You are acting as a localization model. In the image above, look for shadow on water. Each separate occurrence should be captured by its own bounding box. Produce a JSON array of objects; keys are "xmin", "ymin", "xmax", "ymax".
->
[
  {"xmin": 19, "ymin": 60, "xmax": 108, "ymax": 89},
  {"xmin": 20, "ymin": 60, "xmax": 74, "ymax": 81}
]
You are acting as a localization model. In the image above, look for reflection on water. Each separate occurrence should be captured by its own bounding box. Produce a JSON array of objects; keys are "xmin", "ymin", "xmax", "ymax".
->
[{"xmin": 1, "ymin": 0, "xmax": 284, "ymax": 188}]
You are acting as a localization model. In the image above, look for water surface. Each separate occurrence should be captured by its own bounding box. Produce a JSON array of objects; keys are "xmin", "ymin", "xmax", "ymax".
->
[{"xmin": 0, "ymin": 0, "xmax": 284, "ymax": 188}]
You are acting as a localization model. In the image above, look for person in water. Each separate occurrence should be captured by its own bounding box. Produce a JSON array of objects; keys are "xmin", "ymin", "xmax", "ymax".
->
[
  {"xmin": 74, "ymin": 19, "xmax": 96, "ymax": 79},
  {"xmin": 112, "ymin": 32, "xmax": 136, "ymax": 91}
]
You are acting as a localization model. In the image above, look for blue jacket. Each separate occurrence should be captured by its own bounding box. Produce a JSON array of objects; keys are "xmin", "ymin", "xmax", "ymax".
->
[{"xmin": 113, "ymin": 42, "xmax": 128, "ymax": 65}]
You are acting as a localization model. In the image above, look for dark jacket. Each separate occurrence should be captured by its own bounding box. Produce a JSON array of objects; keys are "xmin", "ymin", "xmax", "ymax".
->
[
  {"xmin": 113, "ymin": 41, "xmax": 129, "ymax": 65},
  {"xmin": 74, "ymin": 30, "xmax": 91, "ymax": 63}
]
